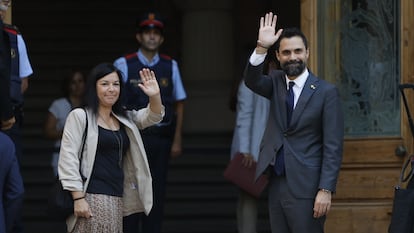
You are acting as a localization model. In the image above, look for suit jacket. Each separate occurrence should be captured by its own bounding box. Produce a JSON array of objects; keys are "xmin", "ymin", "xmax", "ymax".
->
[
  {"xmin": 230, "ymin": 81, "xmax": 269, "ymax": 161},
  {"xmin": 244, "ymin": 62, "xmax": 344, "ymax": 199},
  {"xmin": 0, "ymin": 132, "xmax": 24, "ymax": 233}
]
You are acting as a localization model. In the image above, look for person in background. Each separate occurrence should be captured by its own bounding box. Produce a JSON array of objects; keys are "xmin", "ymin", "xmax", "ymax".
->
[
  {"xmin": 114, "ymin": 11, "xmax": 187, "ymax": 233},
  {"xmin": 1, "ymin": 0, "xmax": 34, "ymax": 165},
  {"xmin": 0, "ymin": 6, "xmax": 23, "ymax": 232},
  {"xmin": 0, "ymin": 1, "xmax": 32, "ymax": 232},
  {"xmin": 230, "ymin": 81, "xmax": 269, "ymax": 233},
  {"xmin": 44, "ymin": 69, "xmax": 85, "ymax": 176},
  {"xmin": 0, "ymin": 8, "xmax": 14, "ymax": 131},
  {"xmin": 58, "ymin": 63, "xmax": 164, "ymax": 233},
  {"xmin": 244, "ymin": 12, "xmax": 344, "ymax": 233},
  {"xmin": 229, "ymin": 50, "xmax": 277, "ymax": 233}
]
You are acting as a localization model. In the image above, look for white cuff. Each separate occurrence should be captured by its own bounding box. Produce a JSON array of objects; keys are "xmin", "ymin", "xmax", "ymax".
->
[{"xmin": 249, "ymin": 50, "xmax": 267, "ymax": 66}]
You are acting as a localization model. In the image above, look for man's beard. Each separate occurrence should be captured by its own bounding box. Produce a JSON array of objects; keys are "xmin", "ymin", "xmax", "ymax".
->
[{"xmin": 281, "ymin": 60, "xmax": 306, "ymax": 77}]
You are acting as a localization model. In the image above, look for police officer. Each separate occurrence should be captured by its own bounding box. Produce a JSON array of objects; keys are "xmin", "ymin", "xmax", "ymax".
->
[
  {"xmin": 0, "ymin": 13, "xmax": 14, "ymax": 131},
  {"xmin": 1, "ymin": 1, "xmax": 32, "ymax": 232},
  {"xmin": 0, "ymin": 0, "xmax": 33, "ymax": 164},
  {"xmin": 114, "ymin": 12, "xmax": 187, "ymax": 233}
]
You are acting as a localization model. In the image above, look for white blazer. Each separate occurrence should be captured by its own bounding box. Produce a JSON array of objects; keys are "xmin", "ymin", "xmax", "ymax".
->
[{"xmin": 58, "ymin": 105, "xmax": 164, "ymax": 232}]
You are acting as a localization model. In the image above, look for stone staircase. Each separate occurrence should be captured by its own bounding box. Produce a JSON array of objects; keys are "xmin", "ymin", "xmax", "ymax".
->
[{"xmin": 19, "ymin": 133, "xmax": 271, "ymax": 233}]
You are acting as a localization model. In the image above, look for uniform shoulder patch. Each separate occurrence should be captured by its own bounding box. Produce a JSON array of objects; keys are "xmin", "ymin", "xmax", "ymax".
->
[
  {"xmin": 124, "ymin": 52, "xmax": 138, "ymax": 60},
  {"xmin": 159, "ymin": 54, "xmax": 172, "ymax": 60},
  {"xmin": 3, "ymin": 24, "xmax": 20, "ymax": 35}
]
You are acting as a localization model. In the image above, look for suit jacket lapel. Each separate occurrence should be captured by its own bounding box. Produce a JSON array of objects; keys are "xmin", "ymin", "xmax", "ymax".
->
[{"xmin": 290, "ymin": 74, "xmax": 318, "ymax": 126}]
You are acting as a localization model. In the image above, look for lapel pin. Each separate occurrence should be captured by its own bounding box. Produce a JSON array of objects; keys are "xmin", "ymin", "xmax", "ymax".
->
[{"xmin": 310, "ymin": 84, "xmax": 316, "ymax": 90}]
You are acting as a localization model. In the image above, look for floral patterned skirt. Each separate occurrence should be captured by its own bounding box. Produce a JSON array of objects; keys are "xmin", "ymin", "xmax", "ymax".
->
[{"xmin": 72, "ymin": 193, "xmax": 123, "ymax": 233}]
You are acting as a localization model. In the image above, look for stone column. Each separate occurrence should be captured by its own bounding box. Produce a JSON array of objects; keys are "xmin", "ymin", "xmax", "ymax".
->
[{"xmin": 174, "ymin": 0, "xmax": 235, "ymax": 134}]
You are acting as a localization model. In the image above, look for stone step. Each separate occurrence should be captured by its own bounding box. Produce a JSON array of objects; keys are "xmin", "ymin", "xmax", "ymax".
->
[{"xmin": 19, "ymin": 134, "xmax": 271, "ymax": 233}]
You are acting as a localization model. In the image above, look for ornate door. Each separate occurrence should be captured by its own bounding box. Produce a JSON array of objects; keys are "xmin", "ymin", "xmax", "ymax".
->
[{"xmin": 301, "ymin": 0, "xmax": 414, "ymax": 232}]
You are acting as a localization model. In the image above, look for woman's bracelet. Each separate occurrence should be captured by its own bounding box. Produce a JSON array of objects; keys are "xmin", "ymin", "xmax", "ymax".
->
[{"xmin": 73, "ymin": 196, "xmax": 85, "ymax": 201}]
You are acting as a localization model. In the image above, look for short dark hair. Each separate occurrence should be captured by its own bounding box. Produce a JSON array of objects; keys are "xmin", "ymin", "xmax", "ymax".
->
[
  {"xmin": 274, "ymin": 27, "xmax": 308, "ymax": 52},
  {"xmin": 83, "ymin": 63, "xmax": 126, "ymax": 117}
]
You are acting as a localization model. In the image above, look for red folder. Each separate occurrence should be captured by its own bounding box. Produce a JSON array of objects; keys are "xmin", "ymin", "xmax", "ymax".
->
[{"xmin": 223, "ymin": 153, "xmax": 269, "ymax": 198}]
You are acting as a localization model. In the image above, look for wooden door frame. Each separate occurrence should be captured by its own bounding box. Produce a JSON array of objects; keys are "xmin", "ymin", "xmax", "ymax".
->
[
  {"xmin": 301, "ymin": 0, "xmax": 318, "ymax": 75},
  {"xmin": 300, "ymin": 1, "xmax": 414, "ymax": 232},
  {"xmin": 400, "ymin": 0, "xmax": 414, "ymax": 154}
]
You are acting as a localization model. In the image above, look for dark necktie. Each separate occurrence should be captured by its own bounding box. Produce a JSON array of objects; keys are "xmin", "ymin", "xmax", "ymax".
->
[
  {"xmin": 286, "ymin": 81, "xmax": 295, "ymax": 125},
  {"xmin": 274, "ymin": 81, "xmax": 295, "ymax": 176}
]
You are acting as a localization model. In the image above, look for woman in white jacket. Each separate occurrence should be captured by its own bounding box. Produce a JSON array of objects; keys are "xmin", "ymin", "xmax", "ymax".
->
[{"xmin": 58, "ymin": 63, "xmax": 164, "ymax": 232}]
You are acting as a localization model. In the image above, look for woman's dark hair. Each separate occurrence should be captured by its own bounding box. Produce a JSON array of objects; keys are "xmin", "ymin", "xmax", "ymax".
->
[
  {"xmin": 83, "ymin": 63, "xmax": 126, "ymax": 117},
  {"xmin": 61, "ymin": 69, "xmax": 85, "ymax": 98},
  {"xmin": 274, "ymin": 27, "xmax": 308, "ymax": 52}
]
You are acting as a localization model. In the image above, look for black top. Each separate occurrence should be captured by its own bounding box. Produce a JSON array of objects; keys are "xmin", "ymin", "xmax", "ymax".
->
[{"xmin": 86, "ymin": 125, "xmax": 130, "ymax": 197}]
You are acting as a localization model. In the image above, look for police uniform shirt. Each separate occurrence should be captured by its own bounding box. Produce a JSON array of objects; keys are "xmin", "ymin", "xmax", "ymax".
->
[
  {"xmin": 113, "ymin": 49, "xmax": 187, "ymax": 102},
  {"xmin": 16, "ymin": 34, "xmax": 33, "ymax": 78}
]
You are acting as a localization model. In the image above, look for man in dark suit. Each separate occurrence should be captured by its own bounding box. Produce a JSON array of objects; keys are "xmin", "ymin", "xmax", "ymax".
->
[{"xmin": 244, "ymin": 12, "xmax": 344, "ymax": 233}]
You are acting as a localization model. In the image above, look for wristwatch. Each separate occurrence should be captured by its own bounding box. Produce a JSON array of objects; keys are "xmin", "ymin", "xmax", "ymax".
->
[{"xmin": 320, "ymin": 189, "xmax": 331, "ymax": 194}]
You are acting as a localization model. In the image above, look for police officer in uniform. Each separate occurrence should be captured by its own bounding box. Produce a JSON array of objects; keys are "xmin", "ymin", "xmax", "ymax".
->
[
  {"xmin": 1, "ymin": 1, "xmax": 33, "ymax": 232},
  {"xmin": 114, "ymin": 12, "xmax": 187, "ymax": 233},
  {"xmin": 1, "ymin": 0, "xmax": 33, "ymax": 164},
  {"xmin": 0, "ymin": 10, "xmax": 14, "ymax": 131}
]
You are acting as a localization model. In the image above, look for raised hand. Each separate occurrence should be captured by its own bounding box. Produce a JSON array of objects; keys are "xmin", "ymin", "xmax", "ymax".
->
[
  {"xmin": 257, "ymin": 12, "xmax": 283, "ymax": 49},
  {"xmin": 138, "ymin": 68, "xmax": 160, "ymax": 97}
]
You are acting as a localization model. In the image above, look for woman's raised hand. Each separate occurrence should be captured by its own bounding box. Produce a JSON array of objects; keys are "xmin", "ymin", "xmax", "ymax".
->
[{"xmin": 138, "ymin": 68, "xmax": 160, "ymax": 97}]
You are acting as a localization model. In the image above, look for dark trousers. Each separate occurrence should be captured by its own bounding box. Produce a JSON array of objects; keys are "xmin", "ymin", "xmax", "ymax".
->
[
  {"xmin": 0, "ymin": 132, "xmax": 24, "ymax": 233},
  {"xmin": 4, "ymin": 110, "xmax": 24, "ymax": 233},
  {"xmin": 4, "ymin": 111, "xmax": 23, "ymax": 164},
  {"xmin": 268, "ymin": 175, "xmax": 325, "ymax": 233},
  {"xmin": 123, "ymin": 134, "xmax": 172, "ymax": 233}
]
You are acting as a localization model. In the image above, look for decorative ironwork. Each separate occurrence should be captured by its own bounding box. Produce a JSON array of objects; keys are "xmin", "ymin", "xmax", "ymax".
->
[{"xmin": 318, "ymin": 0, "xmax": 400, "ymax": 137}]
